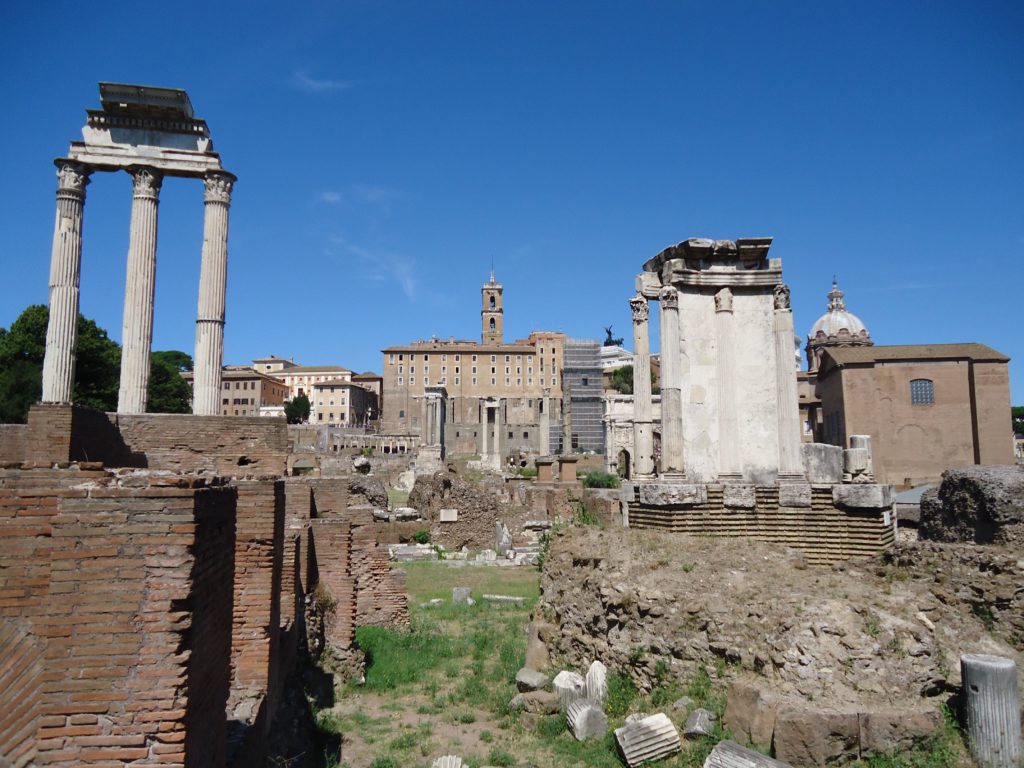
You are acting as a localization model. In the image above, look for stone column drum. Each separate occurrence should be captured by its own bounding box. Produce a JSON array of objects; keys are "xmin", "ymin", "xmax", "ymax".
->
[
  {"xmin": 630, "ymin": 294, "xmax": 655, "ymax": 477},
  {"xmin": 41, "ymin": 160, "xmax": 91, "ymax": 404},
  {"xmin": 192, "ymin": 171, "xmax": 235, "ymax": 416},
  {"xmin": 117, "ymin": 167, "xmax": 163, "ymax": 414},
  {"xmin": 772, "ymin": 284, "xmax": 804, "ymax": 477},
  {"xmin": 658, "ymin": 286, "xmax": 684, "ymax": 475},
  {"xmin": 714, "ymin": 287, "xmax": 741, "ymax": 478}
]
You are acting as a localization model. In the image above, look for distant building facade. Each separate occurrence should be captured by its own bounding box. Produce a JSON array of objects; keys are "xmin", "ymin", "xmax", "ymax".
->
[
  {"xmin": 182, "ymin": 366, "xmax": 288, "ymax": 417},
  {"xmin": 557, "ymin": 339, "xmax": 605, "ymax": 453},
  {"xmin": 381, "ymin": 273, "xmax": 569, "ymax": 458},
  {"xmin": 310, "ymin": 379, "xmax": 378, "ymax": 426},
  {"xmin": 800, "ymin": 282, "xmax": 1013, "ymax": 488}
]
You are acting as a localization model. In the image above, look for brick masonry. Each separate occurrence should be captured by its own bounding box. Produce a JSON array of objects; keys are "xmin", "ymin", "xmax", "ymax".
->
[{"xmin": 0, "ymin": 412, "xmax": 410, "ymax": 765}]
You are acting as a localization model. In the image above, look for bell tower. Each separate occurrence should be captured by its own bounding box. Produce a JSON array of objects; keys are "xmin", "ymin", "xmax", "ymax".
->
[{"xmin": 481, "ymin": 271, "xmax": 503, "ymax": 345}]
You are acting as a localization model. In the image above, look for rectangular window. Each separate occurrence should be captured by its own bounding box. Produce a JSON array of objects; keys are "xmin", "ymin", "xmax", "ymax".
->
[
  {"xmin": 442, "ymin": 354, "xmax": 447, "ymax": 362},
  {"xmin": 528, "ymin": 378, "xmax": 533, "ymax": 386},
  {"xmin": 490, "ymin": 355, "xmax": 496, "ymax": 363},
  {"xmin": 455, "ymin": 354, "xmax": 461, "ymax": 362},
  {"xmin": 389, "ymin": 353, "xmax": 395, "ymax": 364},
  {"xmin": 424, "ymin": 354, "xmax": 429, "ymax": 361},
  {"xmin": 516, "ymin": 355, "xmax": 522, "ymax": 363},
  {"xmin": 398, "ymin": 377, "xmax": 403, "ymax": 385},
  {"xmin": 442, "ymin": 366, "xmax": 447, "ymax": 373},
  {"xmin": 505, "ymin": 378, "xmax": 510, "ymax": 385},
  {"xmin": 455, "ymin": 377, "xmax": 460, "ymax": 385},
  {"xmin": 910, "ymin": 378, "xmax": 935, "ymax": 405},
  {"xmin": 455, "ymin": 366, "xmax": 460, "ymax": 374},
  {"xmin": 411, "ymin": 366, "xmax": 415, "ymax": 374},
  {"xmin": 472, "ymin": 366, "xmax": 477, "ymax": 374},
  {"xmin": 424, "ymin": 377, "xmax": 428, "ymax": 385},
  {"xmin": 472, "ymin": 377, "xmax": 478, "ymax": 385},
  {"xmin": 516, "ymin": 378, "xmax": 521, "ymax": 386},
  {"xmin": 399, "ymin": 353, "xmax": 403, "ymax": 361},
  {"xmin": 472, "ymin": 354, "xmax": 477, "ymax": 362},
  {"xmin": 491, "ymin": 378, "xmax": 496, "ymax": 385},
  {"xmin": 508, "ymin": 431, "xmax": 513, "ymax": 439},
  {"xmin": 505, "ymin": 355, "xmax": 510, "ymax": 363}
]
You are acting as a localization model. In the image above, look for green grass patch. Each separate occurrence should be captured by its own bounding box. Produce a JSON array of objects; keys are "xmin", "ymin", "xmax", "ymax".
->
[{"xmin": 402, "ymin": 562, "xmax": 540, "ymax": 604}]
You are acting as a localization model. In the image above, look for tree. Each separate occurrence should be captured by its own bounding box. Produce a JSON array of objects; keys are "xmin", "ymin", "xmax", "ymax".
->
[
  {"xmin": 609, "ymin": 365, "xmax": 660, "ymax": 395},
  {"xmin": 0, "ymin": 305, "xmax": 120, "ymax": 422},
  {"xmin": 148, "ymin": 351, "xmax": 193, "ymax": 414},
  {"xmin": 285, "ymin": 394, "xmax": 311, "ymax": 424},
  {"xmin": 1013, "ymin": 405, "xmax": 1024, "ymax": 436}
]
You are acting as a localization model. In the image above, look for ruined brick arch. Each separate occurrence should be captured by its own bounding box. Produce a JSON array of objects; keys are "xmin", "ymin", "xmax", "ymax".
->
[
  {"xmin": 0, "ymin": 619, "xmax": 42, "ymax": 768},
  {"xmin": 617, "ymin": 449, "xmax": 631, "ymax": 479}
]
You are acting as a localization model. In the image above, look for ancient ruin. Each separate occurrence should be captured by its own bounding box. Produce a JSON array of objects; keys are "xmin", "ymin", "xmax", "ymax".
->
[
  {"xmin": 0, "ymin": 85, "xmax": 408, "ymax": 768},
  {"xmin": 622, "ymin": 237, "xmax": 896, "ymax": 563},
  {"xmin": 43, "ymin": 83, "xmax": 235, "ymax": 417}
]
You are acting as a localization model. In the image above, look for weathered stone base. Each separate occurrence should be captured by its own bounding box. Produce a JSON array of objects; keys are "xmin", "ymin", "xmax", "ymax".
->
[{"xmin": 625, "ymin": 482, "xmax": 895, "ymax": 563}]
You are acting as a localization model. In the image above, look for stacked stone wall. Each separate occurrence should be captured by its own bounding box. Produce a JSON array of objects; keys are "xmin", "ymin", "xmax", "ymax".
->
[
  {"xmin": 112, "ymin": 413, "xmax": 289, "ymax": 475},
  {"xmin": 627, "ymin": 484, "xmax": 894, "ymax": 563}
]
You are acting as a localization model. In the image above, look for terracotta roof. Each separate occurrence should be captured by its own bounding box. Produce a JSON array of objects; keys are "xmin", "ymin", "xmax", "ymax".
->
[
  {"xmin": 823, "ymin": 343, "xmax": 1009, "ymax": 366},
  {"xmin": 312, "ymin": 379, "xmax": 362, "ymax": 387}
]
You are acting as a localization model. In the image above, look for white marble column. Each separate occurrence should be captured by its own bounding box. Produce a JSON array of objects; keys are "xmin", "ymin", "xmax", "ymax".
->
[
  {"xmin": 117, "ymin": 167, "xmax": 163, "ymax": 414},
  {"xmin": 715, "ymin": 288, "xmax": 741, "ymax": 478},
  {"xmin": 422, "ymin": 397, "xmax": 433, "ymax": 445},
  {"xmin": 192, "ymin": 171, "xmax": 235, "ymax": 416},
  {"xmin": 480, "ymin": 401, "xmax": 489, "ymax": 458},
  {"xmin": 630, "ymin": 294, "xmax": 655, "ymax": 477},
  {"xmin": 538, "ymin": 389, "xmax": 551, "ymax": 455},
  {"xmin": 773, "ymin": 285, "xmax": 804, "ymax": 477},
  {"xmin": 41, "ymin": 160, "xmax": 91, "ymax": 404},
  {"xmin": 494, "ymin": 398, "xmax": 503, "ymax": 463},
  {"xmin": 658, "ymin": 286, "xmax": 684, "ymax": 475}
]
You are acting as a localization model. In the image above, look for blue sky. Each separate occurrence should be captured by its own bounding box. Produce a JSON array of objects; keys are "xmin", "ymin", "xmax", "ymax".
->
[{"xmin": 1, "ymin": 2, "xmax": 1022, "ymax": 403}]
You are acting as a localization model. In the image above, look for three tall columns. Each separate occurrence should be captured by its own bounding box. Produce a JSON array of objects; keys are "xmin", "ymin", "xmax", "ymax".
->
[
  {"xmin": 117, "ymin": 167, "xmax": 163, "ymax": 413},
  {"xmin": 40, "ymin": 160, "xmax": 234, "ymax": 415},
  {"xmin": 191, "ymin": 172, "xmax": 235, "ymax": 416},
  {"xmin": 630, "ymin": 295, "xmax": 655, "ymax": 477},
  {"xmin": 42, "ymin": 161, "xmax": 91, "ymax": 404}
]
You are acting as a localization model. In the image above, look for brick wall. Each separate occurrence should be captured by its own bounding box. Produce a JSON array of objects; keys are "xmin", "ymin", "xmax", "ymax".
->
[
  {"xmin": 309, "ymin": 520, "xmax": 355, "ymax": 651},
  {"xmin": 0, "ymin": 467, "xmax": 237, "ymax": 767},
  {"xmin": 352, "ymin": 516, "xmax": 409, "ymax": 630},
  {"xmin": 0, "ymin": 621, "xmax": 42, "ymax": 768},
  {"xmin": 24, "ymin": 404, "xmax": 142, "ymax": 467},
  {"xmin": 112, "ymin": 414, "xmax": 289, "ymax": 476},
  {"xmin": 0, "ymin": 425, "xmax": 26, "ymax": 463},
  {"xmin": 227, "ymin": 479, "xmax": 285, "ymax": 764}
]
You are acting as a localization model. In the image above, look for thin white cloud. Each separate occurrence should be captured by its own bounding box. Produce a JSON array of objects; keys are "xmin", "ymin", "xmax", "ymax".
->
[
  {"xmin": 291, "ymin": 70, "xmax": 351, "ymax": 93},
  {"xmin": 319, "ymin": 191, "xmax": 343, "ymax": 205},
  {"xmin": 330, "ymin": 236, "xmax": 417, "ymax": 300}
]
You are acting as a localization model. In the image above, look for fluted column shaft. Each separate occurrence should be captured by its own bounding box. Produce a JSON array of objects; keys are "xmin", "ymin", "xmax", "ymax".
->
[
  {"xmin": 658, "ymin": 287, "xmax": 684, "ymax": 475},
  {"xmin": 117, "ymin": 167, "xmax": 163, "ymax": 414},
  {"xmin": 715, "ymin": 288, "xmax": 741, "ymax": 478},
  {"xmin": 494, "ymin": 399, "xmax": 503, "ymax": 462},
  {"xmin": 630, "ymin": 295, "xmax": 655, "ymax": 477},
  {"xmin": 192, "ymin": 171, "xmax": 235, "ymax": 416},
  {"xmin": 42, "ymin": 160, "xmax": 91, "ymax": 404},
  {"xmin": 772, "ymin": 285, "xmax": 804, "ymax": 477}
]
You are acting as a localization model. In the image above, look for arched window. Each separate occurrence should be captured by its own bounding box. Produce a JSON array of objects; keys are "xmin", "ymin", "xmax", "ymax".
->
[
  {"xmin": 910, "ymin": 379, "xmax": 934, "ymax": 405},
  {"xmin": 489, "ymin": 295, "xmax": 496, "ymax": 309},
  {"xmin": 489, "ymin": 318, "xmax": 495, "ymax": 330}
]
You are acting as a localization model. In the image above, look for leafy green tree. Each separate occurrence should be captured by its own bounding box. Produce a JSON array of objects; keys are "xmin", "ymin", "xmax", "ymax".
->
[
  {"xmin": 1013, "ymin": 405, "xmax": 1024, "ymax": 436},
  {"xmin": 609, "ymin": 365, "xmax": 660, "ymax": 395},
  {"xmin": 0, "ymin": 304, "xmax": 119, "ymax": 421},
  {"xmin": 285, "ymin": 394, "xmax": 311, "ymax": 424},
  {"xmin": 148, "ymin": 351, "xmax": 193, "ymax": 414}
]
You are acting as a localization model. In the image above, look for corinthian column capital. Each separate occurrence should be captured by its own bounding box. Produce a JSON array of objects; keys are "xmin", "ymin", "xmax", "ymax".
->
[
  {"xmin": 658, "ymin": 286, "xmax": 678, "ymax": 309},
  {"xmin": 204, "ymin": 171, "xmax": 236, "ymax": 204},
  {"xmin": 129, "ymin": 166, "xmax": 163, "ymax": 199},
  {"xmin": 54, "ymin": 159, "xmax": 91, "ymax": 197},
  {"xmin": 629, "ymin": 294, "xmax": 649, "ymax": 323}
]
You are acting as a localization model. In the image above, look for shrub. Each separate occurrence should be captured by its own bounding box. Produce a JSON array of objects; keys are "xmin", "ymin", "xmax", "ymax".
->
[
  {"xmin": 583, "ymin": 471, "xmax": 620, "ymax": 489},
  {"xmin": 412, "ymin": 529, "xmax": 430, "ymax": 545}
]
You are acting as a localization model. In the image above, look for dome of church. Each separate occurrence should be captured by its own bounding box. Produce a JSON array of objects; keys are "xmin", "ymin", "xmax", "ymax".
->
[
  {"xmin": 808, "ymin": 280, "xmax": 870, "ymax": 340},
  {"xmin": 805, "ymin": 280, "xmax": 873, "ymax": 372}
]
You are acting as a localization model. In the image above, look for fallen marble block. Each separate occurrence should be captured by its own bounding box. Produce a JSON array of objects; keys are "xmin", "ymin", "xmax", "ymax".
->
[
  {"xmin": 567, "ymin": 698, "xmax": 608, "ymax": 741},
  {"xmin": 553, "ymin": 670, "xmax": 586, "ymax": 710},
  {"xmin": 614, "ymin": 712, "xmax": 681, "ymax": 768},
  {"xmin": 703, "ymin": 740, "xmax": 792, "ymax": 768}
]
